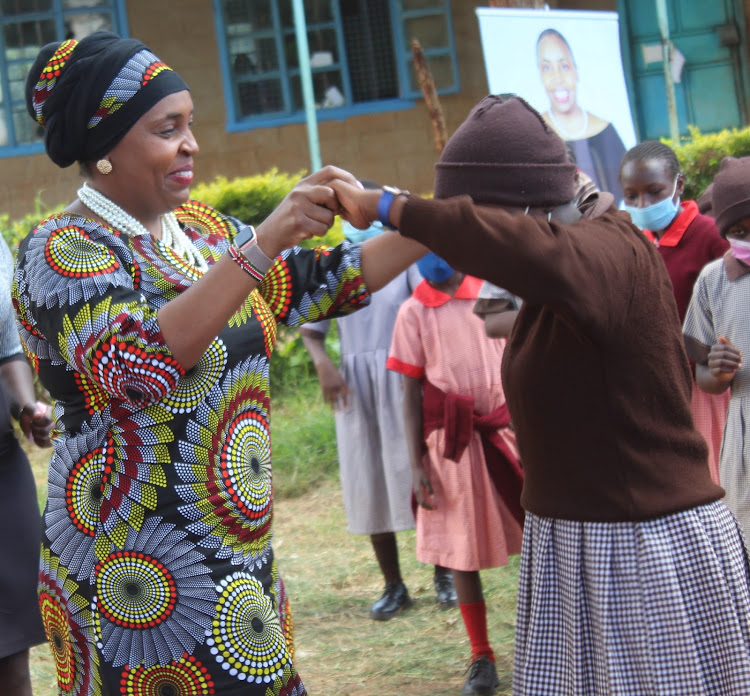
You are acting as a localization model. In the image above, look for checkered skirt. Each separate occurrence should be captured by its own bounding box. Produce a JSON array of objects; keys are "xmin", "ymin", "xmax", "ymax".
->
[{"xmin": 514, "ymin": 501, "xmax": 750, "ymax": 695}]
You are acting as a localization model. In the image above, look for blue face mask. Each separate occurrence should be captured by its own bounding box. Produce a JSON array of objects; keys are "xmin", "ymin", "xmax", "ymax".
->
[
  {"xmin": 342, "ymin": 220, "xmax": 383, "ymax": 244},
  {"xmin": 624, "ymin": 179, "xmax": 681, "ymax": 231},
  {"xmin": 417, "ymin": 252, "xmax": 454, "ymax": 283}
]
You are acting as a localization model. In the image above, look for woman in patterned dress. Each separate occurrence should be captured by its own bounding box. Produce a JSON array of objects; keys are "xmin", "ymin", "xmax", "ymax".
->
[{"xmin": 16, "ymin": 32, "xmax": 426, "ymax": 696}]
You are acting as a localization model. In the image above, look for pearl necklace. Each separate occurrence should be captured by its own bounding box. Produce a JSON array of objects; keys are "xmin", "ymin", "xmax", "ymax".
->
[
  {"xmin": 548, "ymin": 108, "xmax": 589, "ymax": 141},
  {"xmin": 77, "ymin": 183, "xmax": 208, "ymax": 272}
]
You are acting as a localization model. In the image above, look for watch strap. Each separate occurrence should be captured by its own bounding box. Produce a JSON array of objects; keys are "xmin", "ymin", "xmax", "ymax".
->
[
  {"xmin": 230, "ymin": 226, "xmax": 275, "ymax": 281},
  {"xmin": 377, "ymin": 186, "xmax": 407, "ymax": 230}
]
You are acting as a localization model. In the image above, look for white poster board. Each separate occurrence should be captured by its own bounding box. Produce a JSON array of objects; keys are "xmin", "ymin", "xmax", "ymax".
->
[{"xmin": 476, "ymin": 7, "xmax": 637, "ymax": 203}]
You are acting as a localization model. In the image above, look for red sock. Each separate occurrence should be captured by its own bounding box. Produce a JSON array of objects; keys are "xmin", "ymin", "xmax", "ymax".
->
[{"xmin": 459, "ymin": 600, "xmax": 495, "ymax": 662}]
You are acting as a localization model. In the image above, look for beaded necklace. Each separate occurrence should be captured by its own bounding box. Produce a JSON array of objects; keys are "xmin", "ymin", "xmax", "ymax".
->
[
  {"xmin": 548, "ymin": 108, "xmax": 589, "ymax": 141},
  {"xmin": 77, "ymin": 182, "xmax": 209, "ymax": 272}
]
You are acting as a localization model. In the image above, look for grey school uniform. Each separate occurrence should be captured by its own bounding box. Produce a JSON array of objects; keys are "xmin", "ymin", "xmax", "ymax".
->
[
  {"xmin": 683, "ymin": 252, "xmax": 750, "ymax": 547},
  {"xmin": 306, "ymin": 266, "xmax": 420, "ymax": 534}
]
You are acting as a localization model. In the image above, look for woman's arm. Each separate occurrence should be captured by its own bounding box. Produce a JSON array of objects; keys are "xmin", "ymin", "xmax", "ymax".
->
[
  {"xmin": 159, "ymin": 167, "xmax": 353, "ymax": 367},
  {"xmin": 359, "ymin": 230, "xmax": 427, "ymax": 292}
]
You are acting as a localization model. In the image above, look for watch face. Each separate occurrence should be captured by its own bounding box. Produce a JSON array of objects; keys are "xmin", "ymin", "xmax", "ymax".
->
[{"xmin": 234, "ymin": 224, "xmax": 256, "ymax": 248}]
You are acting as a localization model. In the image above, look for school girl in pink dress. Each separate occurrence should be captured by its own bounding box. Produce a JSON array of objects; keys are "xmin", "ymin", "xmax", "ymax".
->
[{"xmin": 386, "ymin": 255, "xmax": 523, "ymax": 696}]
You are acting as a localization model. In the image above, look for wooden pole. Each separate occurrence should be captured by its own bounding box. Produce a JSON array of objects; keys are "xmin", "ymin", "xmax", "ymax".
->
[{"xmin": 411, "ymin": 39, "xmax": 448, "ymax": 155}]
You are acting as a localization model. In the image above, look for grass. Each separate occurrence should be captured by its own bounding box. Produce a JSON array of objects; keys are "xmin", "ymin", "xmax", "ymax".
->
[{"xmin": 25, "ymin": 378, "xmax": 520, "ymax": 695}]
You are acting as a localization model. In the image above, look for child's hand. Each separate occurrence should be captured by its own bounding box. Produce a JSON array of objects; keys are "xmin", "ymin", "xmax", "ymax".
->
[
  {"xmin": 412, "ymin": 464, "xmax": 435, "ymax": 510},
  {"xmin": 317, "ymin": 362, "xmax": 350, "ymax": 410},
  {"xmin": 708, "ymin": 336, "xmax": 742, "ymax": 383},
  {"xmin": 19, "ymin": 401, "xmax": 53, "ymax": 448}
]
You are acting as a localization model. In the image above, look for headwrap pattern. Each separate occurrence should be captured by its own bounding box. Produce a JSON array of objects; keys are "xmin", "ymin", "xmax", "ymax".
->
[
  {"xmin": 89, "ymin": 50, "xmax": 173, "ymax": 128},
  {"xmin": 32, "ymin": 39, "xmax": 77, "ymax": 126},
  {"xmin": 25, "ymin": 31, "xmax": 189, "ymax": 168}
]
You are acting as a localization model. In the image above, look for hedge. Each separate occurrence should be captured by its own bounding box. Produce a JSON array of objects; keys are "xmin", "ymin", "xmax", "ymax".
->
[{"xmin": 665, "ymin": 125, "xmax": 750, "ymax": 202}]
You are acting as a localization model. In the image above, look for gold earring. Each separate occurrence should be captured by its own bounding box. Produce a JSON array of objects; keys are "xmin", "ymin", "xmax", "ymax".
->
[{"xmin": 96, "ymin": 159, "xmax": 112, "ymax": 175}]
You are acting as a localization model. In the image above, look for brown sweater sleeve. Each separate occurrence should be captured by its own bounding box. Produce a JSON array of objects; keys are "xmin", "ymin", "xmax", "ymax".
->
[{"xmin": 399, "ymin": 195, "xmax": 644, "ymax": 339}]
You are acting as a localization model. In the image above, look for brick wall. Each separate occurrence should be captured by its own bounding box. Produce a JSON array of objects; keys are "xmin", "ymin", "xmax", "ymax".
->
[{"xmin": 0, "ymin": 0, "xmax": 641, "ymax": 220}]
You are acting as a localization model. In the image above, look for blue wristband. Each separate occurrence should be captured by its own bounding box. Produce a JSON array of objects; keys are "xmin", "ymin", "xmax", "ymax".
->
[{"xmin": 377, "ymin": 186, "xmax": 405, "ymax": 230}]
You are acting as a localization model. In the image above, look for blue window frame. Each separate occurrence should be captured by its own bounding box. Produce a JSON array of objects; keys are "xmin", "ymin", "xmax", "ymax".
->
[
  {"xmin": 213, "ymin": 0, "xmax": 458, "ymax": 131},
  {"xmin": 0, "ymin": 0, "xmax": 128, "ymax": 157}
]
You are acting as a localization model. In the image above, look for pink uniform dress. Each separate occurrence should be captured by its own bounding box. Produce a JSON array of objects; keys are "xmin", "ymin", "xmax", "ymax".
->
[{"xmin": 387, "ymin": 275, "xmax": 523, "ymax": 571}]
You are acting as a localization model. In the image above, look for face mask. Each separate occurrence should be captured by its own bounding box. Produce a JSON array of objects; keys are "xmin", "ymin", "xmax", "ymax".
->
[
  {"xmin": 729, "ymin": 237, "xmax": 750, "ymax": 265},
  {"xmin": 342, "ymin": 220, "xmax": 383, "ymax": 244},
  {"xmin": 417, "ymin": 252, "xmax": 454, "ymax": 283},
  {"xmin": 624, "ymin": 178, "xmax": 680, "ymax": 231}
]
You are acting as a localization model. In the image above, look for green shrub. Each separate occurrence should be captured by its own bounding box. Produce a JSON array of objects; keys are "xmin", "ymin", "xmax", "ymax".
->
[
  {"xmin": 191, "ymin": 167, "xmax": 344, "ymax": 249},
  {"xmin": 1, "ymin": 199, "xmax": 61, "ymax": 252},
  {"xmin": 666, "ymin": 125, "xmax": 750, "ymax": 201}
]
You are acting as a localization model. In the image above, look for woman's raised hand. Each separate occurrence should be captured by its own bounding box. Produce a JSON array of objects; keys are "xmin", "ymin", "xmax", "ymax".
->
[{"xmin": 255, "ymin": 166, "xmax": 361, "ymax": 258}]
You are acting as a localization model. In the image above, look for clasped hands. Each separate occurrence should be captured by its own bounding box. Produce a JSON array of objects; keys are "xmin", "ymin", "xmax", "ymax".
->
[{"xmin": 254, "ymin": 166, "xmax": 382, "ymax": 259}]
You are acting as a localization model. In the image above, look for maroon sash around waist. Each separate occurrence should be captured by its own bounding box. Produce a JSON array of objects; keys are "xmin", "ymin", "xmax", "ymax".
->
[{"xmin": 421, "ymin": 379, "xmax": 524, "ymax": 526}]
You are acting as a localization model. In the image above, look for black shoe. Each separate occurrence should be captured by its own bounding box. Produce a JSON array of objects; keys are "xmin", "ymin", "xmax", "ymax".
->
[
  {"xmin": 462, "ymin": 656, "xmax": 500, "ymax": 696},
  {"xmin": 434, "ymin": 569, "xmax": 458, "ymax": 608},
  {"xmin": 369, "ymin": 581, "xmax": 413, "ymax": 621}
]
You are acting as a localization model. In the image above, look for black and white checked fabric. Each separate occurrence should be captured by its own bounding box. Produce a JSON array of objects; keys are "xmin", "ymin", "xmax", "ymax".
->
[{"xmin": 513, "ymin": 501, "xmax": 750, "ymax": 695}]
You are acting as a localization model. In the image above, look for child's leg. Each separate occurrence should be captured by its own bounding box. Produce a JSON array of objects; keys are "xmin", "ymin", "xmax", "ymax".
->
[
  {"xmin": 370, "ymin": 531, "xmax": 402, "ymax": 584},
  {"xmin": 455, "ymin": 570, "xmax": 499, "ymax": 694},
  {"xmin": 454, "ymin": 569, "xmax": 493, "ymax": 660}
]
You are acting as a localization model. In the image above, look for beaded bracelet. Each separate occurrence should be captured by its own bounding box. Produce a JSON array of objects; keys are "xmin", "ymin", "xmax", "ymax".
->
[{"xmin": 228, "ymin": 244, "xmax": 268, "ymax": 282}]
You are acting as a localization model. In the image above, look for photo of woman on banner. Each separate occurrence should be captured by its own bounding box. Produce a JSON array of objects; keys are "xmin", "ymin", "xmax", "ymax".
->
[{"xmin": 537, "ymin": 28, "xmax": 626, "ymax": 203}]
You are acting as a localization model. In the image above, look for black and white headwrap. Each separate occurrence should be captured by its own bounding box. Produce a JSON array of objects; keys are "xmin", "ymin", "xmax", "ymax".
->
[{"xmin": 26, "ymin": 31, "xmax": 189, "ymax": 168}]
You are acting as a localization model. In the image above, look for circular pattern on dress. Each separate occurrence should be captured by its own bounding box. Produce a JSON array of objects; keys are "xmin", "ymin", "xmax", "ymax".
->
[
  {"xmin": 94, "ymin": 551, "xmax": 177, "ymax": 628},
  {"xmin": 220, "ymin": 408, "xmax": 272, "ymax": 523},
  {"xmin": 259, "ymin": 257, "xmax": 292, "ymax": 320},
  {"xmin": 253, "ymin": 295, "xmax": 277, "ymax": 358},
  {"xmin": 206, "ymin": 572, "xmax": 289, "ymax": 683},
  {"xmin": 176, "ymin": 201, "xmax": 233, "ymax": 242},
  {"xmin": 176, "ymin": 359, "xmax": 274, "ymax": 566},
  {"xmin": 119, "ymin": 653, "xmax": 216, "ymax": 695},
  {"xmin": 66, "ymin": 448, "xmax": 106, "ymax": 537},
  {"xmin": 39, "ymin": 547, "xmax": 101, "ymax": 696},
  {"xmin": 93, "ymin": 519, "xmax": 215, "ymax": 668},
  {"xmin": 74, "ymin": 372, "xmax": 109, "ymax": 414},
  {"xmin": 39, "ymin": 587, "xmax": 77, "ymax": 693},
  {"xmin": 90, "ymin": 338, "xmax": 182, "ymax": 408},
  {"xmin": 44, "ymin": 226, "xmax": 120, "ymax": 278},
  {"xmin": 162, "ymin": 340, "xmax": 227, "ymax": 414}
]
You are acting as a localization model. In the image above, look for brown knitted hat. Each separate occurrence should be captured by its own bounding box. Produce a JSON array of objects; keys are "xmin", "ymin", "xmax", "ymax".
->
[
  {"xmin": 434, "ymin": 94, "xmax": 577, "ymax": 207},
  {"xmin": 713, "ymin": 157, "xmax": 750, "ymax": 236}
]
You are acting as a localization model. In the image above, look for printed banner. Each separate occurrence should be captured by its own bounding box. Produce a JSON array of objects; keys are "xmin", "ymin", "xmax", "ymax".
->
[{"xmin": 476, "ymin": 7, "xmax": 638, "ymax": 203}]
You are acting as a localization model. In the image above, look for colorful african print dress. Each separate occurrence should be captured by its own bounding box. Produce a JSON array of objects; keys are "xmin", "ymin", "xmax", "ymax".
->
[{"xmin": 12, "ymin": 202, "xmax": 369, "ymax": 696}]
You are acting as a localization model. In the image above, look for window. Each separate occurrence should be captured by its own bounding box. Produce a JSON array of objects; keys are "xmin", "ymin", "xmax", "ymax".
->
[
  {"xmin": 0, "ymin": 0, "xmax": 126, "ymax": 155},
  {"xmin": 215, "ymin": 0, "xmax": 458, "ymax": 128}
]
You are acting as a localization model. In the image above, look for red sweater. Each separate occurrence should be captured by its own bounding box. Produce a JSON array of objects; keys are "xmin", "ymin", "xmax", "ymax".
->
[
  {"xmin": 398, "ymin": 195, "xmax": 723, "ymax": 522},
  {"xmin": 643, "ymin": 201, "xmax": 729, "ymax": 322}
]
